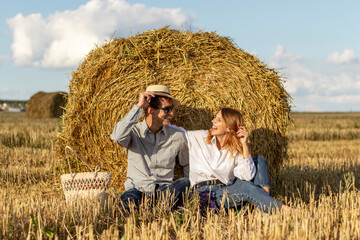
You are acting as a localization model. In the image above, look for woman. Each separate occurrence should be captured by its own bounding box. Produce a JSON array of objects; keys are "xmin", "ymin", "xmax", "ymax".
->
[{"xmin": 178, "ymin": 107, "xmax": 288, "ymax": 213}]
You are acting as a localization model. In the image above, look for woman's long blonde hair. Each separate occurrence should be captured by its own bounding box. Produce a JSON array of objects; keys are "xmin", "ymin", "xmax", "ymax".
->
[{"xmin": 206, "ymin": 107, "xmax": 246, "ymax": 156}]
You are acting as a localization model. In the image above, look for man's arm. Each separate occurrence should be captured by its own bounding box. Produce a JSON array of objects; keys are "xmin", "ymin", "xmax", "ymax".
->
[
  {"xmin": 110, "ymin": 105, "xmax": 144, "ymax": 147},
  {"xmin": 111, "ymin": 91, "xmax": 155, "ymax": 147},
  {"xmin": 167, "ymin": 125, "xmax": 189, "ymax": 177}
]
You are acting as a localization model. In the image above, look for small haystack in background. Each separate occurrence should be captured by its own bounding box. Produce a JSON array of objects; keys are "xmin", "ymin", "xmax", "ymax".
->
[
  {"xmin": 27, "ymin": 91, "xmax": 67, "ymax": 118},
  {"xmin": 55, "ymin": 27, "xmax": 293, "ymax": 190}
]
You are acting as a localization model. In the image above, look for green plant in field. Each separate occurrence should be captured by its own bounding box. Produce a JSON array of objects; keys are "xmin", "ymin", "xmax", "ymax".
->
[{"xmin": 30, "ymin": 214, "xmax": 54, "ymax": 239}]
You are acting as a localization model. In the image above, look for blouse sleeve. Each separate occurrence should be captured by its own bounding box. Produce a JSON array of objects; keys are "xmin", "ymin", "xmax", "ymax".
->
[
  {"xmin": 110, "ymin": 105, "xmax": 144, "ymax": 147},
  {"xmin": 233, "ymin": 154, "xmax": 256, "ymax": 181}
]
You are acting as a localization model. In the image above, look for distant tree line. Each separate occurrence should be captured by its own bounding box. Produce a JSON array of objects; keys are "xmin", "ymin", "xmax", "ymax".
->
[{"xmin": 0, "ymin": 100, "xmax": 27, "ymax": 109}]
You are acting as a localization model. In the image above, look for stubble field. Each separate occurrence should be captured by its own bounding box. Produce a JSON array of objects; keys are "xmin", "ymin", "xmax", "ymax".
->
[{"xmin": 1, "ymin": 111, "xmax": 360, "ymax": 239}]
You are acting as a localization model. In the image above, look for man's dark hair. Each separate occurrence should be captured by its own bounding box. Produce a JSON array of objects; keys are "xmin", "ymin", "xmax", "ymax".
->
[
  {"xmin": 149, "ymin": 95, "xmax": 163, "ymax": 109},
  {"xmin": 144, "ymin": 95, "xmax": 172, "ymax": 116}
]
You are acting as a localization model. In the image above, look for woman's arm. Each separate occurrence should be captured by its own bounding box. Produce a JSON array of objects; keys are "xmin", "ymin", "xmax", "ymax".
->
[
  {"xmin": 236, "ymin": 126, "xmax": 250, "ymax": 158},
  {"xmin": 234, "ymin": 155, "xmax": 256, "ymax": 181},
  {"xmin": 234, "ymin": 126, "xmax": 255, "ymax": 180},
  {"xmin": 168, "ymin": 124, "xmax": 187, "ymax": 133}
]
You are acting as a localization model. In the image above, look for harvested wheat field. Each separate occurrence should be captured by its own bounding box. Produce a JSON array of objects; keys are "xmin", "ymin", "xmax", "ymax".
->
[
  {"xmin": 1, "ymin": 111, "xmax": 360, "ymax": 239},
  {"xmin": 55, "ymin": 27, "xmax": 293, "ymax": 189},
  {"xmin": 2, "ymin": 27, "xmax": 360, "ymax": 239}
]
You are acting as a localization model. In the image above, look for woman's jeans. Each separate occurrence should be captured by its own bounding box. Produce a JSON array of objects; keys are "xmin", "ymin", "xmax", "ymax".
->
[
  {"xmin": 119, "ymin": 177, "xmax": 190, "ymax": 213},
  {"xmin": 196, "ymin": 156, "xmax": 283, "ymax": 213}
]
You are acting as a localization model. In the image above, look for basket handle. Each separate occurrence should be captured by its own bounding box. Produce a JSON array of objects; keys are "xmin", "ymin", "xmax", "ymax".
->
[{"xmin": 65, "ymin": 146, "xmax": 100, "ymax": 177}]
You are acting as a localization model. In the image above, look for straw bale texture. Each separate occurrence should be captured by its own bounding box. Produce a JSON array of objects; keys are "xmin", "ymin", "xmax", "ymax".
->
[
  {"xmin": 26, "ymin": 91, "xmax": 67, "ymax": 118},
  {"xmin": 55, "ymin": 27, "xmax": 293, "ymax": 190}
]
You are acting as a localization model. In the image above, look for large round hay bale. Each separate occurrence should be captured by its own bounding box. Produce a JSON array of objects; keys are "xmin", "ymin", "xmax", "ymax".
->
[
  {"xmin": 27, "ymin": 91, "xmax": 67, "ymax": 118},
  {"xmin": 55, "ymin": 27, "xmax": 293, "ymax": 191}
]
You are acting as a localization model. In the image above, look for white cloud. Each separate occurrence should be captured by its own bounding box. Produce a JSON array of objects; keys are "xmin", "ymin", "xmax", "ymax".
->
[
  {"xmin": 269, "ymin": 45, "xmax": 311, "ymax": 95},
  {"xmin": 268, "ymin": 45, "xmax": 360, "ymax": 111},
  {"xmin": 270, "ymin": 45, "xmax": 302, "ymax": 67},
  {"xmin": 6, "ymin": 0, "xmax": 192, "ymax": 68},
  {"xmin": 0, "ymin": 87, "xmax": 20, "ymax": 97},
  {"xmin": 325, "ymin": 94, "xmax": 360, "ymax": 104},
  {"xmin": 327, "ymin": 49, "xmax": 359, "ymax": 64},
  {"xmin": 0, "ymin": 55, "xmax": 12, "ymax": 62},
  {"xmin": 292, "ymin": 94, "xmax": 360, "ymax": 112},
  {"xmin": 0, "ymin": 87, "xmax": 11, "ymax": 94}
]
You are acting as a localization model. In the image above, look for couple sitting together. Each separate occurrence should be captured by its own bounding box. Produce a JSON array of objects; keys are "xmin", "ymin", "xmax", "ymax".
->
[{"xmin": 111, "ymin": 85, "xmax": 289, "ymax": 214}]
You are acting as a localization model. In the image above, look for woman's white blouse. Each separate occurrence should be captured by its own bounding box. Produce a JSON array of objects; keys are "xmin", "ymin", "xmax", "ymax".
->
[{"xmin": 186, "ymin": 130, "xmax": 256, "ymax": 187}]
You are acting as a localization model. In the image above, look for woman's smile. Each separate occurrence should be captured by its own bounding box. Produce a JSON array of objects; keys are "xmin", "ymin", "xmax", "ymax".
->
[{"xmin": 210, "ymin": 111, "xmax": 228, "ymax": 137}]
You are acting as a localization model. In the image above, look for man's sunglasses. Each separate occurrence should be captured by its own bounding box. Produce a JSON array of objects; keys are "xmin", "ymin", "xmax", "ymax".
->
[{"xmin": 152, "ymin": 105, "xmax": 174, "ymax": 114}]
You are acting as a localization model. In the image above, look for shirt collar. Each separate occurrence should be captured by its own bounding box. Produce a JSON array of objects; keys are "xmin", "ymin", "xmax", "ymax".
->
[
  {"xmin": 162, "ymin": 125, "xmax": 168, "ymax": 136},
  {"xmin": 139, "ymin": 120, "xmax": 150, "ymax": 135},
  {"xmin": 211, "ymin": 135, "xmax": 226, "ymax": 151},
  {"xmin": 139, "ymin": 119, "xmax": 167, "ymax": 136}
]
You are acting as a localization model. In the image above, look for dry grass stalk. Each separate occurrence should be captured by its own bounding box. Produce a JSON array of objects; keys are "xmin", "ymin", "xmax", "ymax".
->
[{"xmin": 1, "ymin": 112, "xmax": 360, "ymax": 239}]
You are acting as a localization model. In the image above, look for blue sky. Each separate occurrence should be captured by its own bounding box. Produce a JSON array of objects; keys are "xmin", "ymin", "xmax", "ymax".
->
[{"xmin": 1, "ymin": 0, "xmax": 359, "ymax": 111}]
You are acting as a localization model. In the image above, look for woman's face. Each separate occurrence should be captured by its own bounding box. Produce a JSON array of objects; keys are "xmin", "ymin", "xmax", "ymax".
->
[{"xmin": 210, "ymin": 111, "xmax": 229, "ymax": 137}]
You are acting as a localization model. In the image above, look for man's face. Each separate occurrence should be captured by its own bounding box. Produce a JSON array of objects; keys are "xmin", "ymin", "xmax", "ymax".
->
[{"xmin": 152, "ymin": 98, "xmax": 174, "ymax": 126}]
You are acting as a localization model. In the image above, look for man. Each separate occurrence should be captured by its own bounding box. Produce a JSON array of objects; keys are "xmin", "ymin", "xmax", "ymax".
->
[{"xmin": 111, "ymin": 85, "xmax": 190, "ymax": 213}]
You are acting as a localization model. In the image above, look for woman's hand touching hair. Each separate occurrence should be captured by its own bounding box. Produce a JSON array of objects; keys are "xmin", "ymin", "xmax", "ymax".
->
[
  {"xmin": 236, "ymin": 126, "xmax": 250, "ymax": 159},
  {"xmin": 236, "ymin": 126, "xmax": 249, "ymax": 145}
]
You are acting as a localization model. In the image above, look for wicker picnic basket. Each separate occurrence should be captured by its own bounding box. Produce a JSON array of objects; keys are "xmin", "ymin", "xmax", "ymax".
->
[{"xmin": 60, "ymin": 146, "xmax": 112, "ymax": 203}]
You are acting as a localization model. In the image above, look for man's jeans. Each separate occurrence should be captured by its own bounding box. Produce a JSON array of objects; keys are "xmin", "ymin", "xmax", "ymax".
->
[
  {"xmin": 119, "ymin": 177, "xmax": 190, "ymax": 213},
  {"xmin": 196, "ymin": 156, "xmax": 283, "ymax": 213}
]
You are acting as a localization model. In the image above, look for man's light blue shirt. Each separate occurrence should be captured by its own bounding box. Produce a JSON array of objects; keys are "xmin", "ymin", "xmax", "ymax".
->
[{"xmin": 111, "ymin": 105, "xmax": 189, "ymax": 192}]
